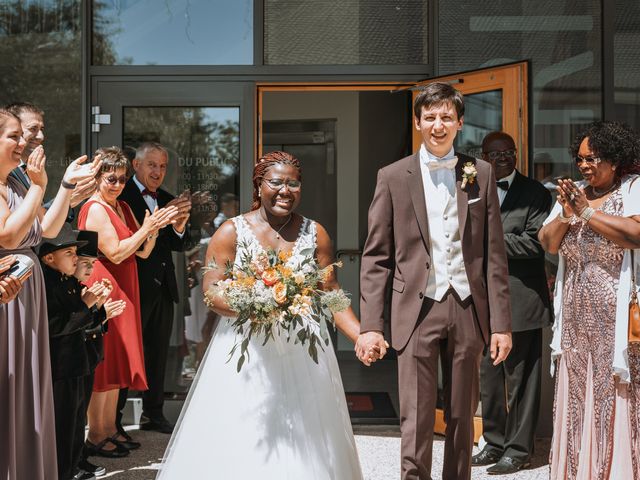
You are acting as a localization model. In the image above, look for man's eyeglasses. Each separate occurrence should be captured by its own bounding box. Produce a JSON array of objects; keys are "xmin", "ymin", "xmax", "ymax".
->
[
  {"xmin": 574, "ymin": 155, "xmax": 601, "ymax": 166},
  {"xmin": 262, "ymin": 178, "xmax": 301, "ymax": 192},
  {"xmin": 103, "ymin": 174, "xmax": 128, "ymax": 185},
  {"xmin": 483, "ymin": 149, "xmax": 517, "ymax": 161}
]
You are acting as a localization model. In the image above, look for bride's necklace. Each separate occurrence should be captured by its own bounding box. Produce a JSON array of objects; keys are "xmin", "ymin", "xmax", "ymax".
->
[
  {"xmin": 591, "ymin": 180, "xmax": 619, "ymax": 198},
  {"xmin": 261, "ymin": 213, "xmax": 292, "ymax": 239}
]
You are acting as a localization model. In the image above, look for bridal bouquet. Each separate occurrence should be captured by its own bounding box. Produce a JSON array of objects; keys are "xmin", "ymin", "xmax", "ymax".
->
[{"xmin": 204, "ymin": 242, "xmax": 351, "ymax": 372}]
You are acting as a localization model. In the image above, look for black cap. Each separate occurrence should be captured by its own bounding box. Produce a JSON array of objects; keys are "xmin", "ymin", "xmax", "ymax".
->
[
  {"xmin": 77, "ymin": 230, "xmax": 99, "ymax": 258},
  {"xmin": 37, "ymin": 223, "xmax": 88, "ymax": 257}
]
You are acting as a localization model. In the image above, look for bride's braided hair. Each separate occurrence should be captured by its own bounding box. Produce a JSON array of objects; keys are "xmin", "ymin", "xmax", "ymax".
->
[{"xmin": 251, "ymin": 151, "xmax": 302, "ymax": 210}]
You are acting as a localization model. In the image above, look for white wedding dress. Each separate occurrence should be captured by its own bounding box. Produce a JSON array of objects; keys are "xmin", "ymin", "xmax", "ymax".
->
[{"xmin": 156, "ymin": 215, "xmax": 363, "ymax": 480}]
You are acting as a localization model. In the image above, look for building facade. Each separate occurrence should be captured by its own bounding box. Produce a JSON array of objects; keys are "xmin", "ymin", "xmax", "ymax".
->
[{"xmin": 1, "ymin": 0, "xmax": 638, "ymax": 433}]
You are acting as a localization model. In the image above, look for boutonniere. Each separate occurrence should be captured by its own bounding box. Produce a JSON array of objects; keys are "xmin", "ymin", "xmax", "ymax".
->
[{"xmin": 461, "ymin": 162, "xmax": 477, "ymax": 190}]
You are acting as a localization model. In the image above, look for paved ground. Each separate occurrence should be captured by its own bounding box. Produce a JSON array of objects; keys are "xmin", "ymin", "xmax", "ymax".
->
[{"xmin": 94, "ymin": 426, "xmax": 550, "ymax": 479}]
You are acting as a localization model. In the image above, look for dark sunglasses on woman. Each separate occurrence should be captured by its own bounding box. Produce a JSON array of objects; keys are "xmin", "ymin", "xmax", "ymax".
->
[{"xmin": 103, "ymin": 174, "xmax": 128, "ymax": 185}]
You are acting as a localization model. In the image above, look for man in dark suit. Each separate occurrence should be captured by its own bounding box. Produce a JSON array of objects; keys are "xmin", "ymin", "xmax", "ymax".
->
[
  {"xmin": 358, "ymin": 83, "xmax": 512, "ymax": 480},
  {"xmin": 118, "ymin": 142, "xmax": 191, "ymax": 434},
  {"xmin": 471, "ymin": 131, "xmax": 552, "ymax": 474}
]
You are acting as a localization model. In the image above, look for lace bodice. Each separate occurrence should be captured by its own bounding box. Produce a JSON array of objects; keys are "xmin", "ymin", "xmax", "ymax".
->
[{"xmin": 231, "ymin": 215, "xmax": 317, "ymax": 265}]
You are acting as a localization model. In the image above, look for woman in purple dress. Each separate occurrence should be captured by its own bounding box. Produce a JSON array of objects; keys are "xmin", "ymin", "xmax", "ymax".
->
[{"xmin": 0, "ymin": 109, "xmax": 99, "ymax": 480}]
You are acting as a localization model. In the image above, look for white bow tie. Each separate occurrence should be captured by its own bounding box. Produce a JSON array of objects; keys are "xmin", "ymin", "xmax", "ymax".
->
[{"xmin": 426, "ymin": 156, "xmax": 458, "ymax": 171}]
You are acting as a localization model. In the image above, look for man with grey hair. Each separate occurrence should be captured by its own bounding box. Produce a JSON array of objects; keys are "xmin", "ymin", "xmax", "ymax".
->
[{"xmin": 119, "ymin": 142, "xmax": 191, "ymax": 435}]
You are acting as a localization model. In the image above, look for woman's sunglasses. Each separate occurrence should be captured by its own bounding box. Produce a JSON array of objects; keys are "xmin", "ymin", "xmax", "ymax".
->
[
  {"xmin": 574, "ymin": 155, "xmax": 602, "ymax": 166},
  {"xmin": 103, "ymin": 174, "xmax": 128, "ymax": 185}
]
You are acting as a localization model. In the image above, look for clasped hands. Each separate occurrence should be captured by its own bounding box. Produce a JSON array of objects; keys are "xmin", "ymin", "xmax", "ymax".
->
[
  {"xmin": 556, "ymin": 178, "xmax": 588, "ymax": 218},
  {"xmin": 355, "ymin": 331, "xmax": 389, "ymax": 366}
]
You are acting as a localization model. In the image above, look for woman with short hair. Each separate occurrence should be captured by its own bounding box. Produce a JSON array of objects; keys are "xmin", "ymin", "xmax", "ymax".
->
[{"xmin": 78, "ymin": 147, "xmax": 178, "ymax": 458}]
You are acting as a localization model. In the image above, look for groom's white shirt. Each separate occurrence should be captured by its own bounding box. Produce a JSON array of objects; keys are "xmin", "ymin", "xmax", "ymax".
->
[{"xmin": 419, "ymin": 144, "xmax": 471, "ymax": 302}]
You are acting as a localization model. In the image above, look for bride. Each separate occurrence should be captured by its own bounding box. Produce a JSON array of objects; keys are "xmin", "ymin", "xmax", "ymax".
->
[{"xmin": 156, "ymin": 151, "xmax": 364, "ymax": 479}]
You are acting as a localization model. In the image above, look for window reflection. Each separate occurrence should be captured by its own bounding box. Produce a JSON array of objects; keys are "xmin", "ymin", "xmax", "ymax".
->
[
  {"xmin": 454, "ymin": 90, "xmax": 503, "ymax": 158},
  {"xmin": 438, "ymin": 0, "xmax": 602, "ymax": 185},
  {"xmin": 0, "ymin": 0, "xmax": 82, "ymax": 199},
  {"xmin": 264, "ymin": 0, "xmax": 429, "ymax": 65},
  {"xmin": 93, "ymin": 0, "xmax": 253, "ymax": 65},
  {"xmin": 123, "ymin": 106, "xmax": 240, "ymax": 394},
  {"xmin": 614, "ymin": 0, "xmax": 640, "ymax": 129}
]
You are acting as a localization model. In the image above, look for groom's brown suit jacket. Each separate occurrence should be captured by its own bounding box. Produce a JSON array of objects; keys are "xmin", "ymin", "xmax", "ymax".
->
[{"xmin": 360, "ymin": 151, "xmax": 511, "ymax": 351}]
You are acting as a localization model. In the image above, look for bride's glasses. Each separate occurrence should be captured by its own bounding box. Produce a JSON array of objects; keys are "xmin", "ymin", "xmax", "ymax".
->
[{"xmin": 262, "ymin": 177, "xmax": 302, "ymax": 192}]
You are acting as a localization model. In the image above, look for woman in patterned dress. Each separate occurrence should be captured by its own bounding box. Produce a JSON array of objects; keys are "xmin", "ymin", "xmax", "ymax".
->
[{"xmin": 540, "ymin": 121, "xmax": 640, "ymax": 479}]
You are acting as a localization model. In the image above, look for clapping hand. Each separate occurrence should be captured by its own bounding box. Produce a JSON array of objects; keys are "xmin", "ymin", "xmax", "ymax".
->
[
  {"xmin": 26, "ymin": 145, "xmax": 47, "ymax": 188},
  {"xmin": 165, "ymin": 190, "xmax": 192, "ymax": 232},
  {"xmin": 103, "ymin": 298, "xmax": 126, "ymax": 320},
  {"xmin": 355, "ymin": 331, "xmax": 390, "ymax": 366},
  {"xmin": 95, "ymin": 278, "xmax": 113, "ymax": 308},
  {"xmin": 557, "ymin": 178, "xmax": 588, "ymax": 217},
  {"xmin": 70, "ymin": 176, "xmax": 97, "ymax": 208},
  {"xmin": 81, "ymin": 282, "xmax": 107, "ymax": 308},
  {"xmin": 63, "ymin": 154, "xmax": 103, "ymax": 187},
  {"xmin": 142, "ymin": 205, "xmax": 180, "ymax": 236}
]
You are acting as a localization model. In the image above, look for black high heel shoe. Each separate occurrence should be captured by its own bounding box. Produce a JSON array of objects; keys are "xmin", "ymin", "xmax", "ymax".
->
[
  {"xmin": 110, "ymin": 432, "xmax": 141, "ymax": 450},
  {"xmin": 84, "ymin": 438, "xmax": 130, "ymax": 458}
]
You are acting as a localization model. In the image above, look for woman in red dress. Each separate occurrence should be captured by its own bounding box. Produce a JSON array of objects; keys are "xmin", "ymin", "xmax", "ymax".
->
[{"xmin": 78, "ymin": 147, "xmax": 178, "ymax": 457}]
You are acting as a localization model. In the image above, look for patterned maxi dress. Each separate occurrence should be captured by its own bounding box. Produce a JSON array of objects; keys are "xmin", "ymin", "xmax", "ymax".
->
[
  {"xmin": 551, "ymin": 187, "xmax": 640, "ymax": 479},
  {"xmin": 0, "ymin": 176, "xmax": 57, "ymax": 480}
]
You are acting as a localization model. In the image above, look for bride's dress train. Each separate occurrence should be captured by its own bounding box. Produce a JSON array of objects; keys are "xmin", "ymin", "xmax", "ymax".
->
[{"xmin": 156, "ymin": 216, "xmax": 363, "ymax": 479}]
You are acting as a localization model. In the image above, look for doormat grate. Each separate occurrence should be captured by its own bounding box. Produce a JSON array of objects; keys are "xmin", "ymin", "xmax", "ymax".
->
[{"xmin": 345, "ymin": 392, "xmax": 397, "ymax": 419}]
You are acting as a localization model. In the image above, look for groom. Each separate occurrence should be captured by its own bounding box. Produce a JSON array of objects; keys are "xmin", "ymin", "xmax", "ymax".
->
[{"xmin": 357, "ymin": 82, "xmax": 512, "ymax": 480}]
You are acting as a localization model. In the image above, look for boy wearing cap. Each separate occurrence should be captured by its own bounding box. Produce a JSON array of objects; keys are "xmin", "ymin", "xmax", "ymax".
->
[
  {"xmin": 39, "ymin": 225, "xmax": 115, "ymax": 480},
  {"xmin": 73, "ymin": 230, "xmax": 125, "ymax": 478}
]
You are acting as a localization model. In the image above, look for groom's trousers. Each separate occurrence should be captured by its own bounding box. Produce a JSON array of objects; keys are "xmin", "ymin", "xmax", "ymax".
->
[{"xmin": 397, "ymin": 289, "xmax": 485, "ymax": 480}]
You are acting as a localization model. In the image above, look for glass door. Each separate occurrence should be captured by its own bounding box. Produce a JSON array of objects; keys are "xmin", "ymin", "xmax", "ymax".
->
[{"xmin": 91, "ymin": 80, "xmax": 253, "ymax": 406}]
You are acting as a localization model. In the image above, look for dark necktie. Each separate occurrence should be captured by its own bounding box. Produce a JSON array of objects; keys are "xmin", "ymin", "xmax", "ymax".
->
[
  {"xmin": 142, "ymin": 188, "xmax": 158, "ymax": 199},
  {"xmin": 496, "ymin": 180, "xmax": 509, "ymax": 191}
]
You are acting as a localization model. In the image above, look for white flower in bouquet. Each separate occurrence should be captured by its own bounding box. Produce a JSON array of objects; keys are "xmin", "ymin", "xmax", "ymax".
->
[
  {"xmin": 321, "ymin": 289, "xmax": 351, "ymax": 313},
  {"xmin": 252, "ymin": 281, "xmax": 277, "ymax": 312}
]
